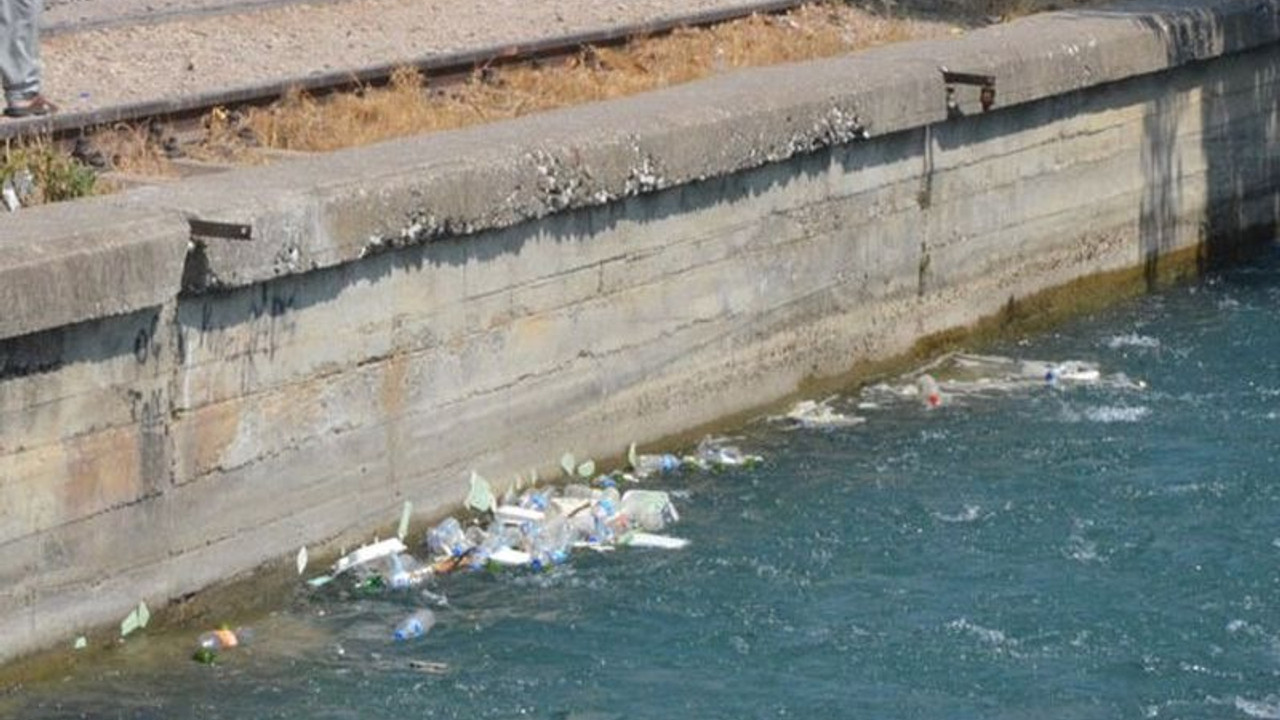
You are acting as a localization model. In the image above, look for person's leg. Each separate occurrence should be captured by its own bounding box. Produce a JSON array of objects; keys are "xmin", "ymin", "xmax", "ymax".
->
[{"xmin": 0, "ymin": 0, "xmax": 50, "ymax": 113}]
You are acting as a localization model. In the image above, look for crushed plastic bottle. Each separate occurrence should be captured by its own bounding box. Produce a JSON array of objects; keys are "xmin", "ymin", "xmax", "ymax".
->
[
  {"xmin": 393, "ymin": 609, "xmax": 437, "ymax": 641},
  {"xmin": 619, "ymin": 490, "xmax": 679, "ymax": 532},
  {"xmin": 426, "ymin": 517, "xmax": 472, "ymax": 558},
  {"xmin": 386, "ymin": 553, "xmax": 433, "ymax": 589},
  {"xmin": 692, "ymin": 438, "xmax": 760, "ymax": 469}
]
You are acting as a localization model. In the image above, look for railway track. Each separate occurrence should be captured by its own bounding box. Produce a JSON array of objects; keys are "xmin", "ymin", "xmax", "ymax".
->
[{"xmin": 0, "ymin": 0, "xmax": 810, "ymax": 147}]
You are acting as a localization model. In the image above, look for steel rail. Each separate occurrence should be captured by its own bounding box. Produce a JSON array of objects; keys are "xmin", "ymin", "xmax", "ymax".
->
[{"xmin": 1, "ymin": 0, "xmax": 810, "ymax": 142}]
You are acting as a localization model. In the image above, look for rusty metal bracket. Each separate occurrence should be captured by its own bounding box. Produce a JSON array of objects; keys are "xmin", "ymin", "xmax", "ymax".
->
[
  {"xmin": 189, "ymin": 218, "xmax": 253, "ymax": 241},
  {"xmin": 941, "ymin": 68, "xmax": 997, "ymax": 116}
]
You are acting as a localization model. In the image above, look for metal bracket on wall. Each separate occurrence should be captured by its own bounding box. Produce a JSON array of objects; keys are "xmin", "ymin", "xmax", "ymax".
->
[
  {"xmin": 189, "ymin": 218, "xmax": 253, "ymax": 242},
  {"xmin": 941, "ymin": 68, "xmax": 996, "ymax": 118}
]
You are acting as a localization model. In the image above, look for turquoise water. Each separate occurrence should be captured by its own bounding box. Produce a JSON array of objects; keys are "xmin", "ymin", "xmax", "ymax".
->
[{"xmin": 12, "ymin": 247, "xmax": 1280, "ymax": 719}]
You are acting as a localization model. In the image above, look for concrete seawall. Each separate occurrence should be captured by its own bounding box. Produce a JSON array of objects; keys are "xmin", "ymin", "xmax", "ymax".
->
[{"xmin": 2, "ymin": 0, "xmax": 1279, "ymax": 663}]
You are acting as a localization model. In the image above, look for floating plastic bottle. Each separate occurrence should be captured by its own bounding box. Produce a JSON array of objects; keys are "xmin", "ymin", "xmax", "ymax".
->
[
  {"xmin": 529, "ymin": 517, "xmax": 573, "ymax": 570},
  {"xmin": 917, "ymin": 374, "xmax": 943, "ymax": 408},
  {"xmin": 693, "ymin": 438, "xmax": 758, "ymax": 468},
  {"xmin": 632, "ymin": 453, "xmax": 681, "ymax": 477},
  {"xmin": 426, "ymin": 517, "xmax": 471, "ymax": 558},
  {"xmin": 393, "ymin": 609, "xmax": 437, "ymax": 641}
]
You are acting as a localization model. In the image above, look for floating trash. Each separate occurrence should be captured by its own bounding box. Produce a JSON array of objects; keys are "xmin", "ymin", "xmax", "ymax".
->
[
  {"xmin": 397, "ymin": 501, "xmax": 413, "ymax": 541},
  {"xmin": 863, "ymin": 352, "xmax": 1145, "ymax": 406},
  {"xmin": 780, "ymin": 398, "xmax": 866, "ymax": 428},
  {"xmin": 393, "ymin": 610, "xmax": 436, "ymax": 642},
  {"xmin": 333, "ymin": 538, "xmax": 407, "ymax": 576},
  {"xmin": 917, "ymin": 374, "xmax": 943, "ymax": 408},
  {"xmin": 629, "ymin": 442, "xmax": 681, "ymax": 478},
  {"xmin": 465, "ymin": 472, "xmax": 496, "ymax": 514},
  {"xmin": 192, "ymin": 626, "xmax": 252, "ymax": 664},
  {"xmin": 119, "ymin": 601, "xmax": 150, "ymax": 638},
  {"xmin": 685, "ymin": 437, "xmax": 762, "ymax": 470},
  {"xmin": 300, "ymin": 439, "xmax": 763, "ymax": 649}
]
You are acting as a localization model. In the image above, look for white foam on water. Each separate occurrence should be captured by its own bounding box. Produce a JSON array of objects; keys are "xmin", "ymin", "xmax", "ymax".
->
[
  {"xmin": 1084, "ymin": 406, "xmax": 1151, "ymax": 423},
  {"xmin": 946, "ymin": 618, "xmax": 1013, "ymax": 647},
  {"xmin": 1235, "ymin": 696, "xmax": 1280, "ymax": 719},
  {"xmin": 933, "ymin": 504, "xmax": 983, "ymax": 523},
  {"xmin": 1063, "ymin": 405, "xmax": 1152, "ymax": 423},
  {"xmin": 1106, "ymin": 333, "xmax": 1162, "ymax": 349}
]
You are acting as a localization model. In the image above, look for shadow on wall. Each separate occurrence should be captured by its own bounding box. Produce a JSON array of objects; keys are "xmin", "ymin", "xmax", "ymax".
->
[{"xmin": 1073, "ymin": 1, "xmax": 1280, "ymax": 282}]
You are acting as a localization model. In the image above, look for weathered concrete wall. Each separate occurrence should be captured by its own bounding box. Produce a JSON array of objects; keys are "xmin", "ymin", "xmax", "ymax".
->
[{"xmin": 2, "ymin": 0, "xmax": 1279, "ymax": 663}]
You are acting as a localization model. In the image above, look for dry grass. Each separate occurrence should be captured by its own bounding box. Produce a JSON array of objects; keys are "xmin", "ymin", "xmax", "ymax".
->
[
  {"xmin": 89, "ymin": 124, "xmax": 177, "ymax": 177},
  {"xmin": 242, "ymin": 3, "xmax": 954, "ymax": 153}
]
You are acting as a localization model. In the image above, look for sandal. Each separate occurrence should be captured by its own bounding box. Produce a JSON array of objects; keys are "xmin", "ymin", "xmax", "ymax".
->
[{"xmin": 5, "ymin": 95, "xmax": 57, "ymax": 118}]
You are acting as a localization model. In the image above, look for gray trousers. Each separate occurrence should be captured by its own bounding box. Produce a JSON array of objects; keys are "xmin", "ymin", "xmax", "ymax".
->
[{"xmin": 0, "ymin": 0, "xmax": 41, "ymax": 103}]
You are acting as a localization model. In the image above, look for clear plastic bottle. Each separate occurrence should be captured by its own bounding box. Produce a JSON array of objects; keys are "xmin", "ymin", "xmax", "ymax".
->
[
  {"xmin": 632, "ymin": 453, "xmax": 681, "ymax": 477},
  {"xmin": 529, "ymin": 517, "xmax": 572, "ymax": 570},
  {"xmin": 393, "ymin": 609, "xmax": 437, "ymax": 641}
]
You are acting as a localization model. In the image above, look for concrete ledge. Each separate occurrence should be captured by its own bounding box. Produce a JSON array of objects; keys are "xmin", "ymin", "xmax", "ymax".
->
[
  {"xmin": 137, "ymin": 0, "xmax": 1280, "ymax": 291},
  {"xmin": 0, "ymin": 200, "xmax": 187, "ymax": 341},
  {"xmin": 0, "ymin": 0, "xmax": 1273, "ymax": 319}
]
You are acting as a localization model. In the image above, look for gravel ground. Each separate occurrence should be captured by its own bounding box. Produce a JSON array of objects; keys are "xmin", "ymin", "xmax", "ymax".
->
[{"xmin": 39, "ymin": 0, "xmax": 920, "ymax": 119}]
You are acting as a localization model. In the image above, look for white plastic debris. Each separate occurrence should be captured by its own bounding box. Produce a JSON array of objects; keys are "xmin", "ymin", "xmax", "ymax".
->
[
  {"xmin": 332, "ymin": 538, "xmax": 408, "ymax": 576},
  {"xmin": 2, "ymin": 180, "xmax": 19, "ymax": 212},
  {"xmin": 119, "ymin": 601, "xmax": 149, "ymax": 638},
  {"xmin": 296, "ymin": 546, "xmax": 308, "ymax": 576},
  {"xmin": 782, "ymin": 399, "xmax": 866, "ymax": 428},
  {"xmin": 397, "ymin": 501, "xmax": 413, "ymax": 541},
  {"xmin": 488, "ymin": 547, "xmax": 533, "ymax": 566},
  {"xmin": 495, "ymin": 505, "xmax": 545, "ymax": 525},
  {"xmin": 466, "ymin": 471, "xmax": 496, "ymax": 514},
  {"xmin": 619, "ymin": 532, "xmax": 690, "ymax": 550}
]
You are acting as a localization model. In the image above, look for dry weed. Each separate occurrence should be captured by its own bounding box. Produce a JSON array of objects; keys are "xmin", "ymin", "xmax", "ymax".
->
[
  {"xmin": 240, "ymin": 3, "xmax": 955, "ymax": 153},
  {"xmin": 89, "ymin": 124, "xmax": 177, "ymax": 177}
]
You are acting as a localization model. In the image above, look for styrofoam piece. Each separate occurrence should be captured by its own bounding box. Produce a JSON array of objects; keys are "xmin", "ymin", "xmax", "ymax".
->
[
  {"xmin": 621, "ymin": 533, "xmax": 690, "ymax": 550},
  {"xmin": 488, "ymin": 547, "xmax": 533, "ymax": 566},
  {"xmin": 332, "ymin": 538, "xmax": 407, "ymax": 575},
  {"xmin": 495, "ymin": 505, "xmax": 545, "ymax": 524}
]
